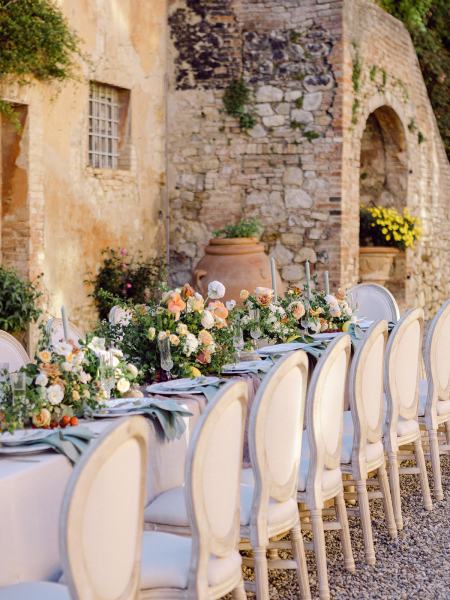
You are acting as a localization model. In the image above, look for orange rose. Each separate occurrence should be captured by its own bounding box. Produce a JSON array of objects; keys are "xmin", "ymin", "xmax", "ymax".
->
[
  {"xmin": 209, "ymin": 301, "xmax": 229, "ymax": 320},
  {"xmin": 255, "ymin": 287, "xmax": 274, "ymax": 307},
  {"xmin": 32, "ymin": 408, "xmax": 52, "ymax": 428},
  {"xmin": 310, "ymin": 307, "xmax": 323, "ymax": 318},
  {"xmin": 181, "ymin": 283, "xmax": 195, "ymax": 299},
  {"xmin": 167, "ymin": 292, "xmax": 186, "ymax": 319}
]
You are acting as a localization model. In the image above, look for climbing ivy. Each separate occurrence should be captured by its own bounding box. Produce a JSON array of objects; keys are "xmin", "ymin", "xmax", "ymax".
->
[
  {"xmin": 222, "ymin": 79, "xmax": 256, "ymax": 131},
  {"xmin": 0, "ymin": 0, "xmax": 83, "ymax": 125},
  {"xmin": 377, "ymin": 0, "xmax": 450, "ymax": 158}
]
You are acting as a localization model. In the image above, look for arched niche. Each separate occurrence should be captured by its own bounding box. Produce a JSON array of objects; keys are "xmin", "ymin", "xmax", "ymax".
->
[{"xmin": 359, "ymin": 105, "xmax": 409, "ymax": 307}]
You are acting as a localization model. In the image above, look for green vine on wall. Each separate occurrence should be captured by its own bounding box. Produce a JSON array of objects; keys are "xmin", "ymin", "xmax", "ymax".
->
[
  {"xmin": 222, "ymin": 79, "xmax": 256, "ymax": 131},
  {"xmin": 0, "ymin": 0, "xmax": 84, "ymax": 127}
]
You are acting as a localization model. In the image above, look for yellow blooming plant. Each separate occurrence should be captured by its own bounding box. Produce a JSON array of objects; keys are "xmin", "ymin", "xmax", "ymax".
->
[{"xmin": 360, "ymin": 205, "xmax": 422, "ymax": 249}]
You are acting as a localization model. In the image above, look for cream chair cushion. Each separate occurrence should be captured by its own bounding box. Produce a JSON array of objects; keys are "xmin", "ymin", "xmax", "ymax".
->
[
  {"xmin": 340, "ymin": 421, "xmax": 384, "ymax": 465},
  {"xmin": 298, "ymin": 436, "xmax": 342, "ymax": 493},
  {"xmin": 0, "ymin": 583, "xmax": 69, "ymax": 599},
  {"xmin": 239, "ymin": 482, "xmax": 298, "ymax": 527},
  {"xmin": 140, "ymin": 531, "xmax": 241, "ymax": 590},
  {"xmin": 397, "ymin": 417, "xmax": 419, "ymax": 437},
  {"xmin": 417, "ymin": 379, "xmax": 450, "ymax": 417}
]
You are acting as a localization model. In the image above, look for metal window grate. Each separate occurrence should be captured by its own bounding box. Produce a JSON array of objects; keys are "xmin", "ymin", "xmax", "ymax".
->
[{"xmin": 88, "ymin": 83, "xmax": 120, "ymax": 169}]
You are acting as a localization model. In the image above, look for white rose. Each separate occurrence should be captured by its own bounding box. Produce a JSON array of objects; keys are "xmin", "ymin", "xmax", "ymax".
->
[
  {"xmin": 61, "ymin": 361, "xmax": 73, "ymax": 372},
  {"xmin": 80, "ymin": 371, "xmax": 91, "ymax": 384},
  {"xmin": 176, "ymin": 323, "xmax": 188, "ymax": 336},
  {"xmin": 207, "ymin": 280, "xmax": 226, "ymax": 299},
  {"xmin": 183, "ymin": 333, "xmax": 199, "ymax": 357},
  {"xmin": 116, "ymin": 378, "xmax": 130, "ymax": 394},
  {"xmin": 325, "ymin": 294, "xmax": 338, "ymax": 306},
  {"xmin": 72, "ymin": 351, "xmax": 85, "ymax": 366},
  {"xmin": 158, "ymin": 331, "xmax": 168, "ymax": 340},
  {"xmin": 329, "ymin": 305, "xmax": 342, "ymax": 318},
  {"xmin": 111, "ymin": 355, "xmax": 120, "ymax": 368},
  {"xmin": 226, "ymin": 299, "xmax": 236, "ymax": 311},
  {"xmin": 35, "ymin": 372, "xmax": 48, "ymax": 387},
  {"xmin": 126, "ymin": 364, "xmax": 138, "ymax": 378},
  {"xmin": 46, "ymin": 384, "xmax": 64, "ymax": 405},
  {"xmin": 147, "ymin": 327, "xmax": 156, "ymax": 341},
  {"xmin": 201, "ymin": 310, "xmax": 215, "ymax": 330},
  {"xmin": 53, "ymin": 341, "xmax": 73, "ymax": 357},
  {"xmin": 88, "ymin": 337, "xmax": 106, "ymax": 355},
  {"xmin": 111, "ymin": 347, "xmax": 124, "ymax": 358}
]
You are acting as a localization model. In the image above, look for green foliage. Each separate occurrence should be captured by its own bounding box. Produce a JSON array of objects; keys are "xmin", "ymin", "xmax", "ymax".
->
[
  {"xmin": 290, "ymin": 119, "xmax": 304, "ymax": 130},
  {"xmin": 369, "ymin": 65, "xmax": 377, "ymax": 81},
  {"xmin": 85, "ymin": 248, "xmax": 166, "ymax": 320},
  {"xmin": 0, "ymin": 266, "xmax": 42, "ymax": 332},
  {"xmin": 213, "ymin": 217, "xmax": 263, "ymax": 239},
  {"xmin": 303, "ymin": 130, "xmax": 320, "ymax": 142},
  {"xmin": 0, "ymin": 0, "xmax": 83, "ymax": 125},
  {"xmin": 352, "ymin": 98, "xmax": 360, "ymax": 124},
  {"xmin": 222, "ymin": 79, "xmax": 255, "ymax": 130},
  {"xmin": 352, "ymin": 53, "xmax": 362, "ymax": 93},
  {"xmin": 294, "ymin": 96, "xmax": 304, "ymax": 109},
  {"xmin": 378, "ymin": 0, "xmax": 450, "ymax": 158}
]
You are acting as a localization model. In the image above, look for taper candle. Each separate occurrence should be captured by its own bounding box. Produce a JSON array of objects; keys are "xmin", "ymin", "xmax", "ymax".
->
[
  {"xmin": 61, "ymin": 306, "xmax": 69, "ymax": 341},
  {"xmin": 305, "ymin": 260, "xmax": 311, "ymax": 300},
  {"xmin": 324, "ymin": 271, "xmax": 330, "ymax": 296},
  {"xmin": 270, "ymin": 257, "xmax": 278, "ymax": 300}
]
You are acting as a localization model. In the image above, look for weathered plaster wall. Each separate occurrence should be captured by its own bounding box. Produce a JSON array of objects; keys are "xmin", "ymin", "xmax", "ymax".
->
[
  {"xmin": 0, "ymin": 0, "xmax": 167, "ymax": 328},
  {"xmin": 342, "ymin": 0, "xmax": 450, "ymax": 314}
]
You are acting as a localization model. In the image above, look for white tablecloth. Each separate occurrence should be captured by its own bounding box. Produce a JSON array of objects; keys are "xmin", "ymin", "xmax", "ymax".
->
[{"xmin": 0, "ymin": 401, "xmax": 202, "ymax": 586}]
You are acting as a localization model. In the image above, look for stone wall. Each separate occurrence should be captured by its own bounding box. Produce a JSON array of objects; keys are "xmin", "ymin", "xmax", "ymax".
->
[
  {"xmin": 168, "ymin": 0, "xmax": 450, "ymax": 315},
  {"xmin": 0, "ymin": 0, "xmax": 167, "ymax": 330},
  {"xmin": 168, "ymin": 0, "xmax": 345, "ymax": 288}
]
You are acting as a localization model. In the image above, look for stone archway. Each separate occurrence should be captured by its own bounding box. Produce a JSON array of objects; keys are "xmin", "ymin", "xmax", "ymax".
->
[{"xmin": 358, "ymin": 105, "xmax": 409, "ymax": 306}]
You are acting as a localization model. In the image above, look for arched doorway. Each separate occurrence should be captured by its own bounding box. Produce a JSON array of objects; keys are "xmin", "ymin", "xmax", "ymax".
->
[{"xmin": 359, "ymin": 105, "xmax": 408, "ymax": 306}]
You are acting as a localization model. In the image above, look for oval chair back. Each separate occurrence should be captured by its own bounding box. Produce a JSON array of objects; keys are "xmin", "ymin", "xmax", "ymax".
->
[
  {"xmin": 46, "ymin": 318, "xmax": 84, "ymax": 348},
  {"xmin": 423, "ymin": 299, "xmax": 450, "ymax": 420},
  {"xmin": 249, "ymin": 350, "xmax": 308, "ymax": 520},
  {"xmin": 185, "ymin": 380, "xmax": 247, "ymax": 592},
  {"xmin": 349, "ymin": 283, "xmax": 400, "ymax": 323},
  {"xmin": 348, "ymin": 320, "xmax": 388, "ymax": 477},
  {"xmin": 384, "ymin": 308, "xmax": 424, "ymax": 449},
  {"xmin": 0, "ymin": 330, "xmax": 30, "ymax": 371},
  {"xmin": 306, "ymin": 334, "xmax": 351, "ymax": 503},
  {"xmin": 60, "ymin": 417, "xmax": 149, "ymax": 600}
]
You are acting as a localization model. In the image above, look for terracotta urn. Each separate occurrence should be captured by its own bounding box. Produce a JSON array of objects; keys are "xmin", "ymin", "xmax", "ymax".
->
[
  {"xmin": 193, "ymin": 238, "xmax": 285, "ymax": 303},
  {"xmin": 359, "ymin": 247, "xmax": 400, "ymax": 286}
]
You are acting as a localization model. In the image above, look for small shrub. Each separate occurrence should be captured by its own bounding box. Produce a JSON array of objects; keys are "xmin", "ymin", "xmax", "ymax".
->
[
  {"xmin": 0, "ymin": 266, "xmax": 42, "ymax": 332},
  {"xmin": 360, "ymin": 205, "xmax": 421, "ymax": 250},
  {"xmin": 213, "ymin": 217, "xmax": 263, "ymax": 239}
]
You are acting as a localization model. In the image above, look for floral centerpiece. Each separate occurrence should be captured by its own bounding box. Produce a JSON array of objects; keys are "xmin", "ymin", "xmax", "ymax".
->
[
  {"xmin": 291, "ymin": 287, "xmax": 354, "ymax": 334},
  {"xmin": 0, "ymin": 335, "xmax": 141, "ymax": 433},
  {"xmin": 100, "ymin": 281, "xmax": 236, "ymax": 381}
]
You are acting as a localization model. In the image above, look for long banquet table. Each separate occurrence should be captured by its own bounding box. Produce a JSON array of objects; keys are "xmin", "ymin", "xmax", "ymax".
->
[{"xmin": 0, "ymin": 399, "xmax": 203, "ymax": 586}]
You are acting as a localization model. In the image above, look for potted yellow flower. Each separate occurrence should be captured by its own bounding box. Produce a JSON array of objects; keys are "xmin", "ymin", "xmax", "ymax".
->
[{"xmin": 359, "ymin": 205, "xmax": 421, "ymax": 285}]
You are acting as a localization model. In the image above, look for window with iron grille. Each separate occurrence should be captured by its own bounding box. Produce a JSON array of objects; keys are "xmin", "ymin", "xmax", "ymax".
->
[{"xmin": 88, "ymin": 82, "xmax": 130, "ymax": 170}]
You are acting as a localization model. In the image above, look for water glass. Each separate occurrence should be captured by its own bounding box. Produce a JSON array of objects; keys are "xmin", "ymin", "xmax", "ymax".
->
[
  {"xmin": 10, "ymin": 372, "xmax": 26, "ymax": 404},
  {"xmin": 232, "ymin": 319, "xmax": 245, "ymax": 362},
  {"xmin": 157, "ymin": 336, "xmax": 173, "ymax": 380},
  {"xmin": 99, "ymin": 351, "xmax": 115, "ymax": 400},
  {"xmin": 249, "ymin": 308, "xmax": 262, "ymax": 348},
  {"xmin": 347, "ymin": 291, "xmax": 359, "ymax": 318}
]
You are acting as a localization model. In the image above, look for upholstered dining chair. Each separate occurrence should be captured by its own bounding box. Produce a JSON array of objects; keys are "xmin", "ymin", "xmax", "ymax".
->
[
  {"xmin": 341, "ymin": 321, "xmax": 397, "ymax": 565},
  {"xmin": 297, "ymin": 334, "xmax": 354, "ymax": 600},
  {"xmin": 139, "ymin": 380, "xmax": 248, "ymax": 599},
  {"xmin": 0, "ymin": 416, "xmax": 150, "ymax": 600},
  {"xmin": 0, "ymin": 330, "xmax": 30, "ymax": 371},
  {"xmin": 348, "ymin": 283, "xmax": 400, "ymax": 323},
  {"xmin": 384, "ymin": 308, "xmax": 432, "ymax": 530},
  {"xmin": 418, "ymin": 299, "xmax": 450, "ymax": 501},
  {"xmin": 238, "ymin": 350, "xmax": 311, "ymax": 599},
  {"xmin": 46, "ymin": 318, "xmax": 85, "ymax": 348}
]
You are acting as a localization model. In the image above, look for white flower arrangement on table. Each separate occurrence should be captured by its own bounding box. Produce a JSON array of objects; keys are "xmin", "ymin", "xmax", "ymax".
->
[
  {"xmin": 0, "ymin": 333, "xmax": 141, "ymax": 433},
  {"xmin": 288, "ymin": 286, "xmax": 355, "ymax": 334}
]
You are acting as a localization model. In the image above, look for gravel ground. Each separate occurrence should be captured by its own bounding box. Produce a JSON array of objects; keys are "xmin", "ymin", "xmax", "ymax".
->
[{"xmin": 226, "ymin": 455, "xmax": 450, "ymax": 599}]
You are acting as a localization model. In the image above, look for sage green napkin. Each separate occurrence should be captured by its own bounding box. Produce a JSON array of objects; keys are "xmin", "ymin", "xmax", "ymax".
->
[
  {"xmin": 4, "ymin": 426, "xmax": 96, "ymax": 464},
  {"xmin": 127, "ymin": 399, "xmax": 193, "ymax": 442}
]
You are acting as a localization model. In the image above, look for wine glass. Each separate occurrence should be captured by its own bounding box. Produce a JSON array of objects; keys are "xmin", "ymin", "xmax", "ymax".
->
[
  {"xmin": 347, "ymin": 291, "xmax": 359, "ymax": 320},
  {"xmin": 99, "ymin": 351, "xmax": 115, "ymax": 400},
  {"xmin": 157, "ymin": 336, "xmax": 173, "ymax": 380},
  {"xmin": 232, "ymin": 318, "xmax": 245, "ymax": 362},
  {"xmin": 9, "ymin": 372, "xmax": 26, "ymax": 405},
  {"xmin": 249, "ymin": 308, "xmax": 262, "ymax": 349}
]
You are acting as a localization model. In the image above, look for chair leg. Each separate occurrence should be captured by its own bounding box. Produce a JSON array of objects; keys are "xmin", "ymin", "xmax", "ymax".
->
[
  {"xmin": 335, "ymin": 491, "xmax": 355, "ymax": 573},
  {"xmin": 290, "ymin": 521, "xmax": 311, "ymax": 599},
  {"xmin": 428, "ymin": 429, "xmax": 444, "ymax": 501},
  {"xmin": 356, "ymin": 480, "xmax": 375, "ymax": 565},
  {"xmin": 311, "ymin": 509, "xmax": 330, "ymax": 600},
  {"xmin": 377, "ymin": 464, "xmax": 397, "ymax": 539},
  {"xmin": 232, "ymin": 578, "xmax": 247, "ymax": 600},
  {"xmin": 414, "ymin": 437, "xmax": 433, "ymax": 511},
  {"xmin": 445, "ymin": 421, "xmax": 450, "ymax": 446},
  {"xmin": 388, "ymin": 451, "xmax": 403, "ymax": 530},
  {"xmin": 253, "ymin": 546, "xmax": 270, "ymax": 600}
]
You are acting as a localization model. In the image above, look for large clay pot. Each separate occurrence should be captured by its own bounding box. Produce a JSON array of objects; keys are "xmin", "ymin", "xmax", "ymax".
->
[
  {"xmin": 193, "ymin": 238, "xmax": 285, "ymax": 303},
  {"xmin": 359, "ymin": 247, "xmax": 400, "ymax": 286}
]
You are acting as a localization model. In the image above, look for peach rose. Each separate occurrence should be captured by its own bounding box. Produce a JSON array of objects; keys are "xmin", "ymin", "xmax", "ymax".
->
[
  {"xmin": 181, "ymin": 283, "xmax": 195, "ymax": 299},
  {"xmin": 336, "ymin": 287, "xmax": 346, "ymax": 301},
  {"xmin": 309, "ymin": 307, "xmax": 323, "ymax": 318},
  {"xmin": 289, "ymin": 301, "xmax": 306, "ymax": 320},
  {"xmin": 196, "ymin": 348, "xmax": 212, "ymax": 365},
  {"xmin": 198, "ymin": 329, "xmax": 214, "ymax": 346},
  {"xmin": 209, "ymin": 301, "xmax": 229, "ymax": 320},
  {"xmin": 32, "ymin": 408, "xmax": 52, "ymax": 428},
  {"xmin": 240, "ymin": 289, "xmax": 250, "ymax": 301},
  {"xmin": 38, "ymin": 350, "xmax": 52, "ymax": 363},
  {"xmin": 255, "ymin": 286, "xmax": 274, "ymax": 307},
  {"xmin": 167, "ymin": 292, "xmax": 186, "ymax": 319}
]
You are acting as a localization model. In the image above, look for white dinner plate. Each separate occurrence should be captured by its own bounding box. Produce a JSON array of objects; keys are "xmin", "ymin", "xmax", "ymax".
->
[
  {"xmin": 257, "ymin": 342, "xmax": 309, "ymax": 356},
  {"xmin": 0, "ymin": 444, "xmax": 52, "ymax": 455},
  {"xmin": 146, "ymin": 377, "xmax": 219, "ymax": 395},
  {"xmin": 99, "ymin": 398, "xmax": 151, "ymax": 413},
  {"xmin": 222, "ymin": 360, "xmax": 271, "ymax": 374},
  {"xmin": 90, "ymin": 409, "xmax": 146, "ymax": 419},
  {"xmin": 0, "ymin": 429, "xmax": 52, "ymax": 445},
  {"xmin": 356, "ymin": 318, "xmax": 374, "ymax": 329}
]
